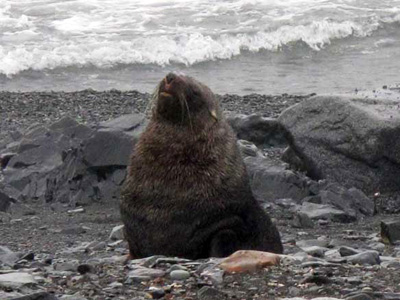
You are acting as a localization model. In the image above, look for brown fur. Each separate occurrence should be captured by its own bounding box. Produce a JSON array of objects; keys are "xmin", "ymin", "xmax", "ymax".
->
[{"xmin": 120, "ymin": 73, "xmax": 283, "ymax": 259}]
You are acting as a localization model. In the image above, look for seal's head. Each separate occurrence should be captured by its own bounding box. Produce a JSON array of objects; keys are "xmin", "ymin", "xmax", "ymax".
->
[{"xmin": 153, "ymin": 73, "xmax": 219, "ymax": 126}]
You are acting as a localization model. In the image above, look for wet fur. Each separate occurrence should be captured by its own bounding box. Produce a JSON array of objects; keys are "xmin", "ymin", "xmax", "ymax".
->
[{"xmin": 120, "ymin": 75, "xmax": 283, "ymax": 259}]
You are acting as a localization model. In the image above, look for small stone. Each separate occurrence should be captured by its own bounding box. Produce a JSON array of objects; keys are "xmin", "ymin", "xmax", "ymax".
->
[
  {"xmin": 368, "ymin": 242, "xmax": 385, "ymax": 253},
  {"xmin": 345, "ymin": 293, "xmax": 374, "ymax": 300},
  {"xmin": 296, "ymin": 239, "xmax": 330, "ymax": 248},
  {"xmin": 346, "ymin": 251, "xmax": 380, "ymax": 265},
  {"xmin": 53, "ymin": 260, "xmax": 80, "ymax": 272},
  {"xmin": 109, "ymin": 225, "xmax": 125, "ymax": 241},
  {"xmin": 77, "ymin": 264, "xmax": 93, "ymax": 274},
  {"xmin": 381, "ymin": 219, "xmax": 400, "ymax": 245},
  {"xmin": 300, "ymin": 246, "xmax": 328, "ymax": 258},
  {"xmin": 339, "ymin": 246, "xmax": 360, "ymax": 257},
  {"xmin": 127, "ymin": 266, "xmax": 165, "ymax": 282},
  {"xmin": 67, "ymin": 208, "xmax": 85, "ymax": 214},
  {"xmin": 7, "ymin": 291, "xmax": 58, "ymax": 300},
  {"xmin": 170, "ymin": 270, "xmax": 191, "ymax": 281},
  {"xmin": 148, "ymin": 287, "xmax": 166, "ymax": 299},
  {"xmin": 293, "ymin": 212, "xmax": 314, "ymax": 228},
  {"xmin": 60, "ymin": 226, "xmax": 86, "ymax": 235},
  {"xmin": 197, "ymin": 286, "xmax": 228, "ymax": 300}
]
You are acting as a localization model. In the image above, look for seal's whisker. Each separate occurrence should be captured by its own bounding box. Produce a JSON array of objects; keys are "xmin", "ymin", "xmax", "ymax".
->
[
  {"xmin": 182, "ymin": 95, "xmax": 193, "ymax": 132},
  {"xmin": 146, "ymin": 84, "xmax": 160, "ymax": 119}
]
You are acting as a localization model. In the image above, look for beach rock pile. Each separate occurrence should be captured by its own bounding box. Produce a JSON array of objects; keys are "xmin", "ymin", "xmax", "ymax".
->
[
  {"xmin": 0, "ymin": 110, "xmax": 377, "ymax": 224},
  {"xmin": 0, "ymin": 114, "xmax": 147, "ymax": 207}
]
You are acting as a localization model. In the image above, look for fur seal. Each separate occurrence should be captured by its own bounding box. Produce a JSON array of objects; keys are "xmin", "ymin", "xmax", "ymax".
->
[{"xmin": 120, "ymin": 73, "xmax": 283, "ymax": 259}]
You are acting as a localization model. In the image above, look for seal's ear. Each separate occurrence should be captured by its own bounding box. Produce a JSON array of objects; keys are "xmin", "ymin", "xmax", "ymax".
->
[{"xmin": 210, "ymin": 109, "xmax": 218, "ymax": 122}]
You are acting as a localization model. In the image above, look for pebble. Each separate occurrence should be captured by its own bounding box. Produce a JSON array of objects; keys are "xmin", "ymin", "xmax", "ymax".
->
[
  {"xmin": 108, "ymin": 225, "xmax": 125, "ymax": 241},
  {"xmin": 127, "ymin": 266, "xmax": 166, "ymax": 282},
  {"xmin": 197, "ymin": 286, "xmax": 228, "ymax": 300},
  {"xmin": 170, "ymin": 269, "xmax": 191, "ymax": 280}
]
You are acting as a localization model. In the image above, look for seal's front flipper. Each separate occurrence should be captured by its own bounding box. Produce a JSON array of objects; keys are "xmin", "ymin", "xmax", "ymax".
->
[{"xmin": 209, "ymin": 230, "xmax": 239, "ymax": 258}]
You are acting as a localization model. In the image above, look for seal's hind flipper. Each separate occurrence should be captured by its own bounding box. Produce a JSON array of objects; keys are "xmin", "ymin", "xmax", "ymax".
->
[{"xmin": 209, "ymin": 229, "xmax": 239, "ymax": 258}]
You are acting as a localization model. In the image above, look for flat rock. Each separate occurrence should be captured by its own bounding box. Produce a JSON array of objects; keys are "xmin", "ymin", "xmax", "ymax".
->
[
  {"xmin": 197, "ymin": 286, "xmax": 228, "ymax": 300},
  {"xmin": 8, "ymin": 292, "xmax": 58, "ymax": 300},
  {"xmin": 98, "ymin": 113, "xmax": 145, "ymax": 132},
  {"xmin": 127, "ymin": 266, "xmax": 166, "ymax": 282},
  {"xmin": 0, "ymin": 246, "xmax": 20, "ymax": 265},
  {"xmin": 302, "ymin": 183, "xmax": 374, "ymax": 218},
  {"xmin": 0, "ymin": 272, "xmax": 36, "ymax": 289},
  {"xmin": 245, "ymin": 156, "xmax": 309, "ymax": 203},
  {"xmin": 298, "ymin": 202, "xmax": 356, "ymax": 223},
  {"xmin": 346, "ymin": 251, "xmax": 380, "ymax": 265}
]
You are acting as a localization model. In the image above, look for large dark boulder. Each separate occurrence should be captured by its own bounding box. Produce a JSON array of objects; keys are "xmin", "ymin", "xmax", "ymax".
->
[
  {"xmin": 279, "ymin": 95, "xmax": 400, "ymax": 193},
  {"xmin": 0, "ymin": 114, "xmax": 145, "ymax": 205}
]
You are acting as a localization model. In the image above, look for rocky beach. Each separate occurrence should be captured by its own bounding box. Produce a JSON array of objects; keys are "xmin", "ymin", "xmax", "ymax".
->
[{"xmin": 1, "ymin": 87, "xmax": 400, "ymax": 300}]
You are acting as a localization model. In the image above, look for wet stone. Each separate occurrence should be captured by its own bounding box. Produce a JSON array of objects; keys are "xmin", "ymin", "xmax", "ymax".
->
[{"xmin": 170, "ymin": 269, "xmax": 191, "ymax": 281}]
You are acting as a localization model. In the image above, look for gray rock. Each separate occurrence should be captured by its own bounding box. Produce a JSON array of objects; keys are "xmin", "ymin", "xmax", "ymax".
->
[
  {"xmin": 109, "ymin": 225, "xmax": 125, "ymax": 241},
  {"xmin": 302, "ymin": 184, "xmax": 374, "ymax": 218},
  {"xmin": 0, "ymin": 246, "xmax": 20, "ymax": 265},
  {"xmin": 227, "ymin": 114, "xmax": 287, "ymax": 147},
  {"xmin": 278, "ymin": 95, "xmax": 400, "ymax": 193},
  {"xmin": 345, "ymin": 293, "xmax": 374, "ymax": 300},
  {"xmin": 0, "ymin": 272, "xmax": 36, "ymax": 289},
  {"xmin": 148, "ymin": 287, "xmax": 165, "ymax": 299},
  {"xmin": 281, "ymin": 146, "xmax": 306, "ymax": 171},
  {"xmin": 346, "ymin": 251, "xmax": 380, "ymax": 265},
  {"xmin": 0, "ymin": 291, "xmax": 24, "ymax": 300},
  {"xmin": 112, "ymin": 169, "xmax": 126, "ymax": 186},
  {"xmin": 0, "ymin": 152, "xmax": 16, "ymax": 169},
  {"xmin": 237, "ymin": 140, "xmax": 263, "ymax": 158},
  {"xmin": 368, "ymin": 242, "xmax": 386, "ymax": 253},
  {"xmin": 60, "ymin": 226, "xmax": 86, "ymax": 235},
  {"xmin": 0, "ymin": 191, "xmax": 12, "ymax": 212},
  {"xmin": 0, "ymin": 212, "xmax": 11, "ymax": 223},
  {"xmin": 296, "ymin": 239, "xmax": 330, "ymax": 249},
  {"xmin": 53, "ymin": 260, "xmax": 80, "ymax": 272},
  {"xmin": 381, "ymin": 259, "xmax": 400, "ymax": 268},
  {"xmin": 293, "ymin": 212, "xmax": 314, "ymax": 228},
  {"xmin": 197, "ymin": 286, "xmax": 228, "ymax": 300},
  {"xmin": 127, "ymin": 266, "xmax": 165, "ymax": 282},
  {"xmin": 245, "ymin": 156, "xmax": 309, "ymax": 203},
  {"xmin": 300, "ymin": 246, "xmax": 329, "ymax": 258},
  {"xmin": 8, "ymin": 292, "xmax": 58, "ymax": 300},
  {"xmin": 298, "ymin": 202, "xmax": 356, "ymax": 223},
  {"xmin": 99, "ymin": 113, "xmax": 145, "ymax": 132},
  {"xmin": 170, "ymin": 269, "xmax": 191, "ymax": 280},
  {"xmin": 59, "ymin": 294, "xmax": 88, "ymax": 300},
  {"xmin": 339, "ymin": 246, "xmax": 361, "ymax": 257},
  {"xmin": 381, "ymin": 219, "xmax": 400, "ymax": 245},
  {"xmin": 82, "ymin": 130, "xmax": 133, "ymax": 168}
]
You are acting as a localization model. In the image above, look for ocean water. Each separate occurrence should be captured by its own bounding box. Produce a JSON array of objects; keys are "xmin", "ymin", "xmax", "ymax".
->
[{"xmin": 0, "ymin": 0, "xmax": 399, "ymax": 95}]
